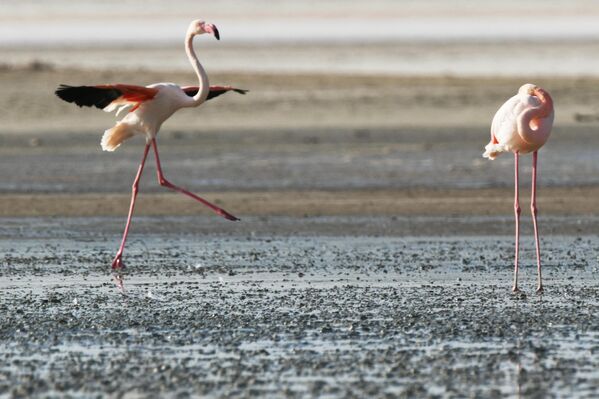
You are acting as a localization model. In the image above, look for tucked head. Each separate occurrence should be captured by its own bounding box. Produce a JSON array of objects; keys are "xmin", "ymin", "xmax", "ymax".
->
[
  {"xmin": 518, "ymin": 83, "xmax": 538, "ymax": 96},
  {"xmin": 187, "ymin": 19, "xmax": 220, "ymax": 40},
  {"xmin": 519, "ymin": 82, "xmax": 552, "ymax": 99},
  {"xmin": 517, "ymin": 83, "xmax": 554, "ymax": 120}
]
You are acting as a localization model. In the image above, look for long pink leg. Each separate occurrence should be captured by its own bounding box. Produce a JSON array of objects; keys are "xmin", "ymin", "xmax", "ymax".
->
[
  {"xmin": 512, "ymin": 152, "xmax": 521, "ymax": 293},
  {"xmin": 150, "ymin": 139, "xmax": 240, "ymax": 221},
  {"xmin": 531, "ymin": 151, "xmax": 543, "ymax": 293},
  {"xmin": 112, "ymin": 143, "xmax": 151, "ymax": 270}
]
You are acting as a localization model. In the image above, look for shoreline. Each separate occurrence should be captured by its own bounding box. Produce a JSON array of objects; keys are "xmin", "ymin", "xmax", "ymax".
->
[{"xmin": 1, "ymin": 187, "xmax": 598, "ymax": 217}]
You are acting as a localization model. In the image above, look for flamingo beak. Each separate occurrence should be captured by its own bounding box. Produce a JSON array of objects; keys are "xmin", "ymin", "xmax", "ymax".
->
[{"xmin": 205, "ymin": 24, "xmax": 220, "ymax": 40}]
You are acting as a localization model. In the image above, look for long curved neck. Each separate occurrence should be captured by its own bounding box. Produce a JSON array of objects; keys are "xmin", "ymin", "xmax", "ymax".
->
[
  {"xmin": 517, "ymin": 89, "xmax": 553, "ymax": 145},
  {"xmin": 185, "ymin": 32, "xmax": 209, "ymax": 106}
]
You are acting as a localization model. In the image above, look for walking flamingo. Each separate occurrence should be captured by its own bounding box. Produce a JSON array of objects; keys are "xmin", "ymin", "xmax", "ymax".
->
[
  {"xmin": 483, "ymin": 84, "xmax": 554, "ymax": 293},
  {"xmin": 55, "ymin": 20, "xmax": 247, "ymax": 273}
]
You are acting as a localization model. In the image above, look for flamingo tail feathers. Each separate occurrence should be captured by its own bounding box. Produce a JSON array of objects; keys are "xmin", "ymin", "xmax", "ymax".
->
[
  {"xmin": 101, "ymin": 122, "xmax": 136, "ymax": 152},
  {"xmin": 483, "ymin": 142, "xmax": 509, "ymax": 160}
]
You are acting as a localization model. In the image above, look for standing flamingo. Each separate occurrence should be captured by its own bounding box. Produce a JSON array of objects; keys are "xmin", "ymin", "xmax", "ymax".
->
[
  {"xmin": 483, "ymin": 83, "xmax": 554, "ymax": 293},
  {"xmin": 55, "ymin": 20, "xmax": 247, "ymax": 273}
]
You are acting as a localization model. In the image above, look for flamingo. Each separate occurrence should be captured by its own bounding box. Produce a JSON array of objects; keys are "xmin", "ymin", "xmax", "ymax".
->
[
  {"xmin": 55, "ymin": 20, "xmax": 247, "ymax": 273},
  {"xmin": 483, "ymin": 83, "xmax": 554, "ymax": 294}
]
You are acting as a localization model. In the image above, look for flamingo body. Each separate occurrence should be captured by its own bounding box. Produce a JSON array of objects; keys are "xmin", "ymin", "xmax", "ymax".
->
[
  {"xmin": 484, "ymin": 83, "xmax": 554, "ymax": 160},
  {"xmin": 102, "ymin": 83, "xmax": 192, "ymax": 151},
  {"xmin": 56, "ymin": 83, "xmax": 247, "ymax": 151}
]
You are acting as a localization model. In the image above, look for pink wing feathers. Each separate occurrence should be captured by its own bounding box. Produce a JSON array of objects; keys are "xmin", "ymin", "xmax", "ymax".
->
[
  {"xmin": 484, "ymin": 85, "xmax": 554, "ymax": 160},
  {"xmin": 56, "ymin": 84, "xmax": 247, "ymax": 112},
  {"xmin": 55, "ymin": 84, "xmax": 159, "ymax": 113}
]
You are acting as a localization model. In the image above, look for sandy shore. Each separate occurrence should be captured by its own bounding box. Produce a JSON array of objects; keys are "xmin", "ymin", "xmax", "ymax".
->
[{"xmin": 1, "ymin": 186, "xmax": 599, "ymax": 218}]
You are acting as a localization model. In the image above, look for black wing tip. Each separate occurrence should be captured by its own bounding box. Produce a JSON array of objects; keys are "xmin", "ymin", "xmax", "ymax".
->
[
  {"xmin": 204, "ymin": 87, "xmax": 249, "ymax": 101},
  {"xmin": 54, "ymin": 84, "xmax": 121, "ymax": 109},
  {"xmin": 55, "ymin": 84, "xmax": 69, "ymax": 94},
  {"xmin": 55, "ymin": 84, "xmax": 75, "ymax": 102}
]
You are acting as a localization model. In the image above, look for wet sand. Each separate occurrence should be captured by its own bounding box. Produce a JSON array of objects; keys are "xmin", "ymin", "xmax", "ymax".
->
[
  {"xmin": 1, "ymin": 231, "xmax": 599, "ymax": 397},
  {"xmin": 1, "ymin": 187, "xmax": 599, "ymax": 220}
]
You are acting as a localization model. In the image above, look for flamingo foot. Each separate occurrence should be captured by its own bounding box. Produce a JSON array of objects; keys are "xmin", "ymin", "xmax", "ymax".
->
[
  {"xmin": 511, "ymin": 285, "xmax": 520, "ymax": 294},
  {"xmin": 112, "ymin": 252, "xmax": 125, "ymax": 270},
  {"xmin": 536, "ymin": 285, "xmax": 544, "ymax": 295},
  {"xmin": 219, "ymin": 209, "xmax": 240, "ymax": 221}
]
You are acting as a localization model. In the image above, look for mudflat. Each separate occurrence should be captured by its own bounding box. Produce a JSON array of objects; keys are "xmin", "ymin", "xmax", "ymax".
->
[{"xmin": 2, "ymin": 232, "xmax": 599, "ymax": 397}]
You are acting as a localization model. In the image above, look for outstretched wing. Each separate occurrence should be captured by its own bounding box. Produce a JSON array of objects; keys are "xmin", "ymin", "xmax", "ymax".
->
[
  {"xmin": 183, "ymin": 85, "xmax": 249, "ymax": 100},
  {"xmin": 55, "ymin": 84, "xmax": 159, "ymax": 113}
]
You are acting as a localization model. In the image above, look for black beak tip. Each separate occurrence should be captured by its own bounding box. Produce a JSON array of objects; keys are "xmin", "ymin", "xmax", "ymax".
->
[{"xmin": 214, "ymin": 28, "xmax": 220, "ymax": 40}]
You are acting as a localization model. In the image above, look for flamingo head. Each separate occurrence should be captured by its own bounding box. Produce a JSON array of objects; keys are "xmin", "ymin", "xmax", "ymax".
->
[
  {"xmin": 518, "ymin": 83, "xmax": 551, "ymax": 100},
  {"xmin": 518, "ymin": 83, "xmax": 538, "ymax": 97},
  {"xmin": 518, "ymin": 83, "xmax": 554, "ymax": 117},
  {"xmin": 188, "ymin": 20, "xmax": 220, "ymax": 40}
]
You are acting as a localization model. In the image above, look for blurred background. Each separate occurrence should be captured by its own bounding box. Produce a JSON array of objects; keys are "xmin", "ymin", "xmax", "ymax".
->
[{"xmin": 1, "ymin": 0, "xmax": 599, "ymax": 216}]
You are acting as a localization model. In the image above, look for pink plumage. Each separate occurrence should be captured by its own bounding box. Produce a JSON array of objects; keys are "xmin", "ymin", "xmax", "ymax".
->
[
  {"xmin": 483, "ymin": 83, "xmax": 554, "ymax": 293},
  {"xmin": 484, "ymin": 83, "xmax": 554, "ymax": 160}
]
